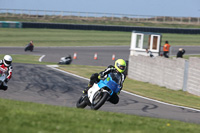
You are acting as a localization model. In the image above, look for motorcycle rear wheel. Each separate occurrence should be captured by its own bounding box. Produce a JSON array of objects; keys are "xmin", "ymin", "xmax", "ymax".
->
[
  {"xmin": 76, "ymin": 94, "xmax": 88, "ymax": 108},
  {"xmin": 91, "ymin": 91, "xmax": 109, "ymax": 110}
]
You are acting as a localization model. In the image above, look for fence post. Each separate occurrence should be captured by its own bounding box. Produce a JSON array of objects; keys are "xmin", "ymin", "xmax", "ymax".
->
[
  {"xmin": 183, "ymin": 60, "xmax": 189, "ymax": 91},
  {"xmin": 44, "ymin": 10, "xmax": 46, "ymax": 18},
  {"xmin": 112, "ymin": 14, "xmax": 114, "ymax": 21},
  {"xmin": 169, "ymin": 46, "xmax": 172, "ymax": 57},
  {"xmin": 13, "ymin": 9, "xmax": 15, "ymax": 17},
  {"xmin": 189, "ymin": 17, "xmax": 191, "ymax": 24},
  {"xmin": 60, "ymin": 11, "xmax": 63, "ymax": 18},
  {"xmin": 6, "ymin": 9, "xmax": 8, "ymax": 16},
  {"xmin": 20, "ymin": 10, "xmax": 23, "ymax": 17}
]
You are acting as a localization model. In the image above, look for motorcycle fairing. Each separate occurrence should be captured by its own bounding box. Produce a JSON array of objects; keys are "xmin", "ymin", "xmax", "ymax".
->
[
  {"xmin": 0, "ymin": 67, "xmax": 6, "ymax": 82},
  {"xmin": 98, "ymin": 74, "xmax": 120, "ymax": 95},
  {"xmin": 88, "ymin": 83, "xmax": 101, "ymax": 103}
]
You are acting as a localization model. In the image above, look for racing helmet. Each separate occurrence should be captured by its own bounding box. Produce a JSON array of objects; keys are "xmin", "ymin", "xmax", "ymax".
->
[
  {"xmin": 114, "ymin": 59, "xmax": 126, "ymax": 73},
  {"xmin": 3, "ymin": 55, "xmax": 12, "ymax": 66}
]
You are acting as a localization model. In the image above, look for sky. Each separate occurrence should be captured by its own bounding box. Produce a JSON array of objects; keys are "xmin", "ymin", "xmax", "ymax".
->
[{"xmin": 0, "ymin": 0, "xmax": 200, "ymax": 17}]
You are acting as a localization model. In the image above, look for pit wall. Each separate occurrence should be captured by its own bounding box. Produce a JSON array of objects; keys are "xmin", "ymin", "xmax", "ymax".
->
[
  {"xmin": 128, "ymin": 56, "xmax": 200, "ymax": 96},
  {"xmin": 187, "ymin": 58, "xmax": 200, "ymax": 96}
]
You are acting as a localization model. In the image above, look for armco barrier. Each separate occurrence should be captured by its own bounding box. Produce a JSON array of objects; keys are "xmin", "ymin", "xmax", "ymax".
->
[
  {"xmin": 128, "ymin": 56, "xmax": 200, "ymax": 96},
  {"xmin": 22, "ymin": 22, "xmax": 200, "ymax": 34}
]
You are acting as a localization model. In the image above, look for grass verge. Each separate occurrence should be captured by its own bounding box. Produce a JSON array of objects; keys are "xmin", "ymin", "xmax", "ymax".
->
[
  {"xmin": 0, "ymin": 54, "xmax": 56, "ymax": 65},
  {"xmin": 1, "ymin": 28, "xmax": 200, "ymax": 47},
  {"xmin": 1, "ymin": 98, "xmax": 200, "ymax": 133}
]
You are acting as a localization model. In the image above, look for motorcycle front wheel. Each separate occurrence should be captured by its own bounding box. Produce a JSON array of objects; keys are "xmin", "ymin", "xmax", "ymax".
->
[
  {"xmin": 91, "ymin": 91, "xmax": 109, "ymax": 110},
  {"xmin": 76, "ymin": 94, "xmax": 88, "ymax": 108}
]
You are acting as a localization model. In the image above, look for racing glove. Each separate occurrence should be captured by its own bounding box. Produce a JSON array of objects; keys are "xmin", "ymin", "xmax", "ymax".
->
[
  {"xmin": 98, "ymin": 72, "xmax": 105, "ymax": 79},
  {"xmin": 98, "ymin": 74, "xmax": 105, "ymax": 80}
]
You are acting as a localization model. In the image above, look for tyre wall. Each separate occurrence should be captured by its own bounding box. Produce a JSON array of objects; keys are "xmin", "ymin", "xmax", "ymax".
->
[{"xmin": 22, "ymin": 22, "xmax": 200, "ymax": 34}]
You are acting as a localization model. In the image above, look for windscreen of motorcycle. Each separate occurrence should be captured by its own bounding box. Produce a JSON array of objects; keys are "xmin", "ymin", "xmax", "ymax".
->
[{"xmin": 109, "ymin": 72, "xmax": 121, "ymax": 85}]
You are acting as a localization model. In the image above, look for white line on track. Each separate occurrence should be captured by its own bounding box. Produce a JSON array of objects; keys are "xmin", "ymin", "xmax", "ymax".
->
[
  {"xmin": 46, "ymin": 65, "xmax": 200, "ymax": 112},
  {"xmin": 39, "ymin": 55, "xmax": 46, "ymax": 62}
]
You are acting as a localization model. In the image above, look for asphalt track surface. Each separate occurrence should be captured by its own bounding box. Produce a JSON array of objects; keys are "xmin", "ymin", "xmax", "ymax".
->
[
  {"xmin": 0, "ymin": 46, "xmax": 200, "ymax": 124},
  {"xmin": 1, "ymin": 45, "xmax": 200, "ymax": 66}
]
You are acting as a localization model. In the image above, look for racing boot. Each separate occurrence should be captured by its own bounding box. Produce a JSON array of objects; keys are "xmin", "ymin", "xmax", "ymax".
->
[{"xmin": 82, "ymin": 84, "xmax": 92, "ymax": 94}]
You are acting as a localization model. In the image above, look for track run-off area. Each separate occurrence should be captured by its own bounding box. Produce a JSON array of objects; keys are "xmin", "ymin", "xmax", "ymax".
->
[{"xmin": 0, "ymin": 46, "xmax": 200, "ymax": 124}]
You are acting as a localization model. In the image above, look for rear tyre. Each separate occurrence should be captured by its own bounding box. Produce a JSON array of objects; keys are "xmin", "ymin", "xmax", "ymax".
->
[
  {"xmin": 76, "ymin": 94, "xmax": 88, "ymax": 108},
  {"xmin": 91, "ymin": 91, "xmax": 109, "ymax": 110},
  {"xmin": 0, "ymin": 83, "xmax": 7, "ymax": 91}
]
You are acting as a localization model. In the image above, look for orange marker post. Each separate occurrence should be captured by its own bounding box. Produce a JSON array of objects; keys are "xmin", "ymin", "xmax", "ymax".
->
[
  {"xmin": 94, "ymin": 53, "xmax": 98, "ymax": 60},
  {"xmin": 112, "ymin": 54, "xmax": 115, "ymax": 60},
  {"xmin": 73, "ymin": 52, "xmax": 77, "ymax": 59}
]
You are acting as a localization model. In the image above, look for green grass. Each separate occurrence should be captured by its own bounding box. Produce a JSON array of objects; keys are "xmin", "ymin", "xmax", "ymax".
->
[
  {"xmin": 0, "ymin": 54, "xmax": 56, "ymax": 65},
  {"xmin": 1, "ymin": 98, "xmax": 200, "ymax": 133},
  {"xmin": 0, "ymin": 28, "xmax": 131, "ymax": 47},
  {"xmin": 1, "ymin": 28, "xmax": 200, "ymax": 47},
  {"xmin": 183, "ymin": 55, "xmax": 200, "ymax": 59}
]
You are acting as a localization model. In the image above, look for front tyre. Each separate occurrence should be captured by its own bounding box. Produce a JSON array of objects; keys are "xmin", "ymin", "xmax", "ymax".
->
[
  {"xmin": 76, "ymin": 94, "xmax": 88, "ymax": 108},
  {"xmin": 91, "ymin": 91, "xmax": 109, "ymax": 110}
]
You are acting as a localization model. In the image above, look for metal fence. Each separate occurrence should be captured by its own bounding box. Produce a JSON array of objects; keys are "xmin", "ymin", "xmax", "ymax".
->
[{"xmin": 0, "ymin": 8, "xmax": 200, "ymax": 25}]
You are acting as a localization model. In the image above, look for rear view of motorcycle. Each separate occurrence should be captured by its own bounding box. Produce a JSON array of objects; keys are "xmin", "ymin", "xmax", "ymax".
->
[
  {"xmin": 24, "ymin": 41, "xmax": 34, "ymax": 52},
  {"xmin": 76, "ymin": 72, "xmax": 121, "ymax": 110}
]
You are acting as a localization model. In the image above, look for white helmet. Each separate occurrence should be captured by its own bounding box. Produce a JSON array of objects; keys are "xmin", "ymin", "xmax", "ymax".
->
[{"xmin": 3, "ymin": 55, "xmax": 12, "ymax": 66}]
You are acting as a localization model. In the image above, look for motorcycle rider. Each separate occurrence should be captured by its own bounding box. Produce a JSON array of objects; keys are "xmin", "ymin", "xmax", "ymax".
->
[
  {"xmin": 25, "ymin": 40, "xmax": 34, "ymax": 52},
  {"xmin": 83, "ymin": 59, "xmax": 126, "ymax": 104},
  {"xmin": 0, "ymin": 55, "xmax": 13, "ymax": 91}
]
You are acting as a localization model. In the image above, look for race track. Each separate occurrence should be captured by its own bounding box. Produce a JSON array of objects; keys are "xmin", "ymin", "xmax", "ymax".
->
[
  {"xmin": 0, "ymin": 45, "xmax": 200, "ymax": 66},
  {"xmin": 0, "ymin": 46, "xmax": 200, "ymax": 124}
]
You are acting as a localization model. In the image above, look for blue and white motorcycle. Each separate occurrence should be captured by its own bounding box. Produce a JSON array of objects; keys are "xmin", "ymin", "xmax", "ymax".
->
[{"xmin": 76, "ymin": 72, "xmax": 121, "ymax": 110}]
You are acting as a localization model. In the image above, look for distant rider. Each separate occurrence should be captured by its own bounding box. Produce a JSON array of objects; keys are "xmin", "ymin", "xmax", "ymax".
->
[
  {"xmin": 0, "ymin": 55, "xmax": 13, "ymax": 91},
  {"xmin": 25, "ymin": 41, "xmax": 34, "ymax": 52},
  {"xmin": 176, "ymin": 48, "xmax": 185, "ymax": 58},
  {"xmin": 83, "ymin": 59, "xmax": 127, "ymax": 104}
]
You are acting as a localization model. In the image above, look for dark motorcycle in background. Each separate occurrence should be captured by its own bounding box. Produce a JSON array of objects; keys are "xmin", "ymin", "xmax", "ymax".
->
[{"xmin": 24, "ymin": 43, "xmax": 34, "ymax": 52}]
